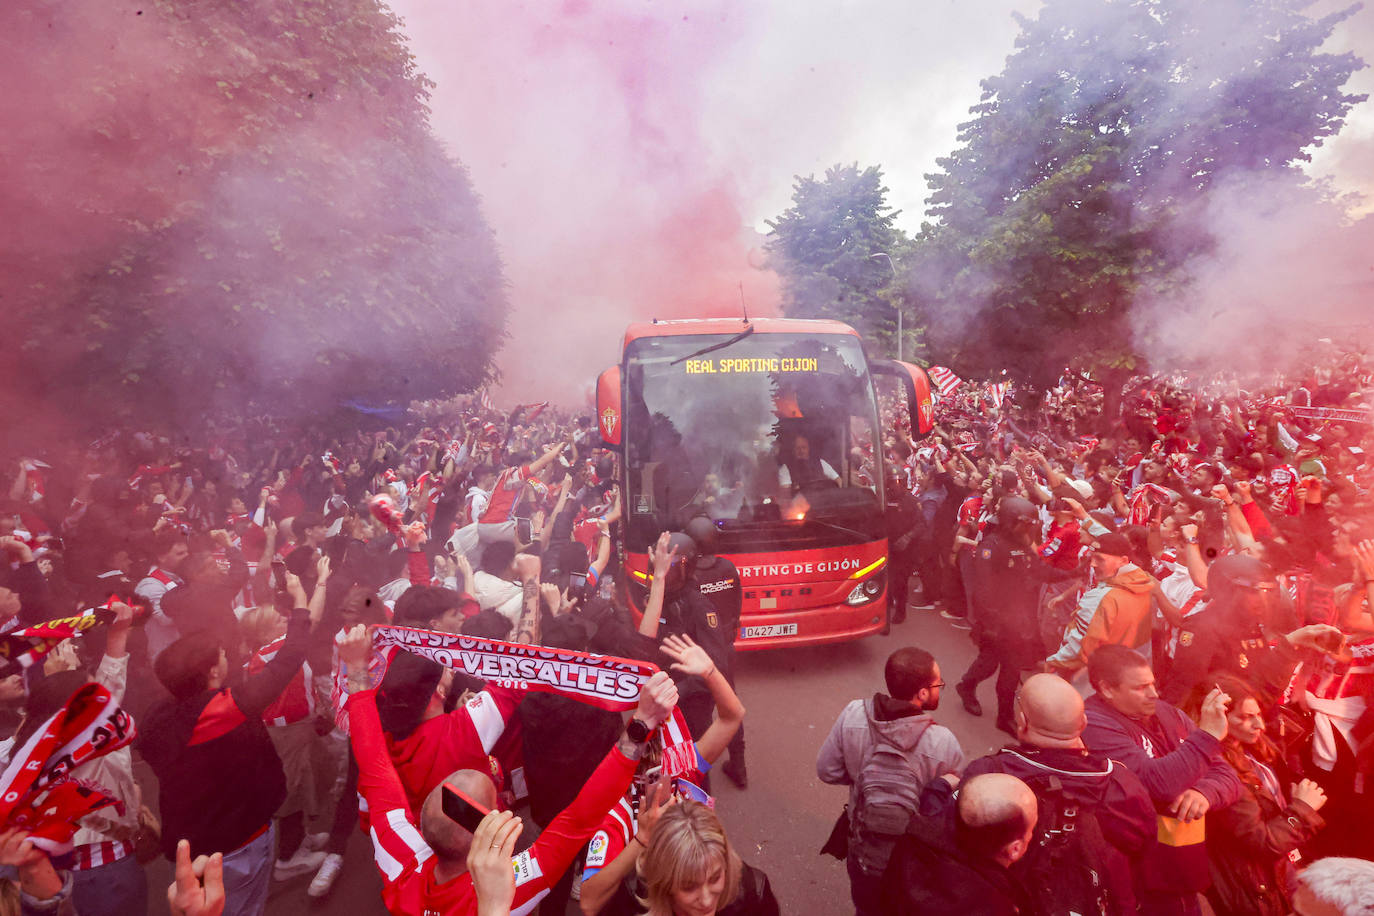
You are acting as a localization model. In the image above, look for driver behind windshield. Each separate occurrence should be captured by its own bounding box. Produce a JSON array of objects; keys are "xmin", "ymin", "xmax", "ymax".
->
[{"xmin": 778, "ymin": 433, "xmax": 840, "ymax": 494}]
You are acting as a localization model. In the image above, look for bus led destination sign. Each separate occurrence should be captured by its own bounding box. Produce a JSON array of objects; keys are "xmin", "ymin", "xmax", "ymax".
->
[{"xmin": 683, "ymin": 357, "xmax": 819, "ymax": 374}]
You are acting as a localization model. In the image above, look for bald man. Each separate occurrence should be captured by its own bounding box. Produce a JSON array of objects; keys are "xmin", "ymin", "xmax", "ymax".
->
[
  {"xmin": 961, "ymin": 674, "xmax": 1155, "ymax": 913},
  {"xmin": 880, "ymin": 772, "xmax": 1038, "ymax": 914}
]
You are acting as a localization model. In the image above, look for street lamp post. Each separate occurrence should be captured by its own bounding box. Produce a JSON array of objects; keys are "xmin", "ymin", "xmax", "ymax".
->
[{"xmin": 869, "ymin": 252, "xmax": 902, "ymax": 361}]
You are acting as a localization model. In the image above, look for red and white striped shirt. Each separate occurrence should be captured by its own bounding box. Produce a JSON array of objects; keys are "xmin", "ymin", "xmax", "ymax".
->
[{"xmin": 349, "ymin": 689, "xmax": 637, "ymax": 916}]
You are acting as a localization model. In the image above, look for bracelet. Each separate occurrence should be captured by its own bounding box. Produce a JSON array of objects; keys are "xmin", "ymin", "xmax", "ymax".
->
[{"xmin": 629, "ymin": 834, "xmax": 644, "ymax": 849}]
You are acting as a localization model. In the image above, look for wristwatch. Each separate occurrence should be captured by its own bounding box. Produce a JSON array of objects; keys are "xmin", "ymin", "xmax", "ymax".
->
[{"xmin": 626, "ymin": 717, "xmax": 653, "ymax": 743}]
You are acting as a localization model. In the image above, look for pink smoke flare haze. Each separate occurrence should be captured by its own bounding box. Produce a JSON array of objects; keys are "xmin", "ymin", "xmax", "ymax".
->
[{"xmin": 386, "ymin": 1, "xmax": 781, "ymax": 406}]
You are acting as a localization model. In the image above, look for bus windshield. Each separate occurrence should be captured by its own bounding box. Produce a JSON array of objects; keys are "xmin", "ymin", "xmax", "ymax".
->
[{"xmin": 623, "ymin": 331, "xmax": 885, "ymax": 552}]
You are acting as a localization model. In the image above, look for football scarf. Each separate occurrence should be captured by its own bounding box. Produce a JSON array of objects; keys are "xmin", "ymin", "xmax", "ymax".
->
[
  {"xmin": 0, "ymin": 605, "xmax": 119, "ymax": 674},
  {"xmin": 369, "ymin": 625, "xmax": 659, "ymax": 712},
  {"xmin": 0, "ymin": 683, "xmax": 135, "ymax": 854}
]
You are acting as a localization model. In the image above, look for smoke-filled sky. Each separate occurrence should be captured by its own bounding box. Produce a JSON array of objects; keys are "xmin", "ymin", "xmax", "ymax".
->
[{"xmin": 388, "ymin": 0, "xmax": 1374, "ymax": 403}]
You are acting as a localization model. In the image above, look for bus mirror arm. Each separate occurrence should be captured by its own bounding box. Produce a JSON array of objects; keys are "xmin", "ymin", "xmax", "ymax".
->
[{"xmin": 871, "ymin": 360, "xmax": 936, "ymax": 439}]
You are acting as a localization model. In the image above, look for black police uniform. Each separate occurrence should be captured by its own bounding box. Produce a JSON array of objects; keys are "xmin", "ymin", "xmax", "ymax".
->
[
  {"xmin": 956, "ymin": 526, "xmax": 1045, "ymax": 728},
  {"xmin": 659, "ymin": 556, "xmax": 738, "ymax": 728}
]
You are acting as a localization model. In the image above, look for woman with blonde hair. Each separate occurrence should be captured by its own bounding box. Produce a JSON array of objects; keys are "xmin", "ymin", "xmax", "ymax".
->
[{"xmin": 637, "ymin": 801, "xmax": 778, "ymax": 916}]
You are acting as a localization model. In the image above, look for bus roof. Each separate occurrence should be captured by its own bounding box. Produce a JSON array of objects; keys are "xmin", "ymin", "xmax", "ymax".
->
[{"xmin": 622, "ymin": 317, "xmax": 859, "ymax": 349}]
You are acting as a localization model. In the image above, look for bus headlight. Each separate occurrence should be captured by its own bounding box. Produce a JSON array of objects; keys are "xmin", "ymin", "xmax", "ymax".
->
[{"xmin": 845, "ymin": 570, "xmax": 886, "ymax": 606}]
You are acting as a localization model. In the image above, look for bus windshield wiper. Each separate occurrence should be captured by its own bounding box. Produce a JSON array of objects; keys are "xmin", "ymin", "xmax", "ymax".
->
[{"xmin": 670, "ymin": 324, "xmax": 754, "ymax": 366}]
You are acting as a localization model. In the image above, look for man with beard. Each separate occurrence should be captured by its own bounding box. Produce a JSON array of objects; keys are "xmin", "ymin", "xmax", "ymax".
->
[{"xmin": 816, "ymin": 647, "xmax": 965, "ymax": 916}]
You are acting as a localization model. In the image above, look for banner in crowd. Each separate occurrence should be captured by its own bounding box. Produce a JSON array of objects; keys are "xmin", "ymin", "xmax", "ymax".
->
[
  {"xmin": 0, "ymin": 605, "xmax": 119, "ymax": 673},
  {"xmin": 371, "ymin": 625, "xmax": 660, "ymax": 712},
  {"xmin": 1288, "ymin": 406, "xmax": 1374, "ymax": 424},
  {"xmin": 928, "ymin": 366, "xmax": 963, "ymax": 398},
  {"xmin": 0, "ymin": 682, "xmax": 135, "ymax": 853}
]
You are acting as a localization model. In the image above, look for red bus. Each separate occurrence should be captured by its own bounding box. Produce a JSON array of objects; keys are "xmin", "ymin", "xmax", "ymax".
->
[{"xmin": 595, "ymin": 317, "xmax": 935, "ymax": 650}]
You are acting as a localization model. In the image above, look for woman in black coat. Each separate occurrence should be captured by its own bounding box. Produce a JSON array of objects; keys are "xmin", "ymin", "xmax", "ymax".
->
[{"xmin": 1186, "ymin": 673, "xmax": 1326, "ymax": 916}]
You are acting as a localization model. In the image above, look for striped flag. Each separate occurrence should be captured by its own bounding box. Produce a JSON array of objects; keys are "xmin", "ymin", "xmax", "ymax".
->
[
  {"xmin": 988, "ymin": 382, "xmax": 1010, "ymax": 409},
  {"xmin": 928, "ymin": 366, "xmax": 963, "ymax": 397},
  {"xmin": 478, "ymin": 389, "xmax": 494, "ymax": 411}
]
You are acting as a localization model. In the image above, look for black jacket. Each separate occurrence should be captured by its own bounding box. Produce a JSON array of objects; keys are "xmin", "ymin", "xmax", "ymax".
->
[
  {"xmin": 964, "ymin": 744, "xmax": 1156, "ymax": 912},
  {"xmin": 138, "ymin": 608, "xmax": 309, "ymax": 859},
  {"xmin": 880, "ymin": 779, "xmax": 1029, "ymax": 915},
  {"xmin": 1205, "ymin": 758, "xmax": 1323, "ymax": 916}
]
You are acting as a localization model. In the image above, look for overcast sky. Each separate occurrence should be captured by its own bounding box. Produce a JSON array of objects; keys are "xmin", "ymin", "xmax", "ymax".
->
[{"xmin": 385, "ymin": 0, "xmax": 1374, "ymax": 401}]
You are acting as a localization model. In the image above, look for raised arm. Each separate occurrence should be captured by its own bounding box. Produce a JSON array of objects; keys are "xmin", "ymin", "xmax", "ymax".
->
[
  {"xmin": 637, "ymin": 532, "xmax": 676, "ymax": 639},
  {"xmin": 512, "ymin": 553, "xmax": 542, "ymax": 644},
  {"xmin": 660, "ymin": 634, "xmax": 744, "ymax": 765}
]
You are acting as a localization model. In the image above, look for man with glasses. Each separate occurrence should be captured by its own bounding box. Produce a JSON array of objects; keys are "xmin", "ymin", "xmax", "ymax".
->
[{"xmin": 817, "ymin": 647, "xmax": 966, "ymax": 916}]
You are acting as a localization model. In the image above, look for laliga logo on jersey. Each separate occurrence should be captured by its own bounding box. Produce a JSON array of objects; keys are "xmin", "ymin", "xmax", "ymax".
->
[{"xmin": 601, "ymin": 408, "xmax": 618, "ymax": 439}]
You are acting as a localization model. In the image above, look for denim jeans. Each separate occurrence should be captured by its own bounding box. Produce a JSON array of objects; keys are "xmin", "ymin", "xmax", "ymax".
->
[
  {"xmin": 72, "ymin": 854, "xmax": 148, "ymax": 916},
  {"xmin": 221, "ymin": 823, "xmax": 276, "ymax": 916}
]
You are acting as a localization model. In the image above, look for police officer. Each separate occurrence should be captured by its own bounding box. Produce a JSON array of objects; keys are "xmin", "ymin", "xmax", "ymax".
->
[
  {"xmin": 683, "ymin": 515, "xmax": 747, "ymax": 787},
  {"xmin": 1161, "ymin": 553, "xmax": 1344, "ymax": 704},
  {"xmin": 955, "ymin": 496, "xmax": 1046, "ymax": 734},
  {"xmin": 884, "ymin": 472, "xmax": 922, "ymax": 626}
]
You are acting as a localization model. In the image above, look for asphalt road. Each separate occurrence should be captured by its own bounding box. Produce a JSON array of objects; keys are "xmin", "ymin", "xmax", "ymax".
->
[{"xmin": 145, "ymin": 597, "xmax": 1003, "ymax": 915}]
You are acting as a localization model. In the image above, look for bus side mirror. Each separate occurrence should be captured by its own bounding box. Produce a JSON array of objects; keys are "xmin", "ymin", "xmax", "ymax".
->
[
  {"xmin": 597, "ymin": 366, "xmax": 623, "ymax": 450},
  {"xmin": 872, "ymin": 360, "xmax": 936, "ymax": 438}
]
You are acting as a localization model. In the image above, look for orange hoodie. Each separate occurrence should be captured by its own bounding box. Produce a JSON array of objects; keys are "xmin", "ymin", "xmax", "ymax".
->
[{"xmin": 1080, "ymin": 565, "xmax": 1155, "ymax": 666}]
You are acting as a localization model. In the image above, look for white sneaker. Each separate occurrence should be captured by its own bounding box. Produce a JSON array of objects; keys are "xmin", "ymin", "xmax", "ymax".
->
[
  {"xmin": 304, "ymin": 831, "xmax": 331, "ymax": 851},
  {"xmin": 308, "ymin": 853, "xmax": 345, "ymax": 899},
  {"xmin": 273, "ymin": 847, "xmax": 327, "ymax": 882}
]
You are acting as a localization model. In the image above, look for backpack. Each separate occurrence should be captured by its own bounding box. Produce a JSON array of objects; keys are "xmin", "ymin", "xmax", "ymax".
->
[
  {"xmin": 848, "ymin": 713, "xmax": 932, "ymax": 876},
  {"xmin": 1013, "ymin": 764, "xmax": 1116, "ymax": 916}
]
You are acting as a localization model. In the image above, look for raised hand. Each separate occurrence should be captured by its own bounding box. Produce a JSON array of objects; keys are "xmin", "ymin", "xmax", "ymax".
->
[
  {"xmin": 168, "ymin": 839, "xmax": 225, "ymax": 916},
  {"xmin": 660, "ymin": 633, "xmax": 715, "ymax": 679},
  {"xmin": 1197, "ymin": 685, "xmax": 1230, "ymax": 740},
  {"xmin": 635, "ymin": 671, "xmax": 679, "ymax": 730},
  {"xmin": 467, "ymin": 811, "xmax": 522, "ymax": 916},
  {"xmin": 650, "ymin": 531, "xmax": 677, "ymax": 579}
]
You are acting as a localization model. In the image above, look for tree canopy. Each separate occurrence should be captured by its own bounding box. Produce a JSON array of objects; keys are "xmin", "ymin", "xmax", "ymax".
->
[
  {"xmin": 905, "ymin": 0, "xmax": 1367, "ymax": 388},
  {"xmin": 764, "ymin": 164, "xmax": 915, "ymax": 357},
  {"xmin": 2, "ymin": 0, "xmax": 508, "ymax": 429}
]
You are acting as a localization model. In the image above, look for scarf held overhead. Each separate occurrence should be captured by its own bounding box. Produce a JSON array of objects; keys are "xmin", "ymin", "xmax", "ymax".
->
[
  {"xmin": 0, "ymin": 682, "xmax": 135, "ymax": 854},
  {"xmin": 370, "ymin": 625, "xmax": 658, "ymax": 712}
]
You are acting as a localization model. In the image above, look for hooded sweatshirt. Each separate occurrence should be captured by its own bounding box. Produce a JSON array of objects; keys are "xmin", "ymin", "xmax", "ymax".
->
[
  {"xmin": 817, "ymin": 694, "xmax": 966, "ymax": 811},
  {"xmin": 1049, "ymin": 564, "xmax": 1155, "ymax": 672}
]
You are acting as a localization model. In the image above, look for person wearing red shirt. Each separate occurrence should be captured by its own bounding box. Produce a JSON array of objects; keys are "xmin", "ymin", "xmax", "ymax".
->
[
  {"xmin": 338, "ymin": 625, "xmax": 679, "ymax": 916},
  {"xmin": 448, "ymin": 442, "xmax": 567, "ymax": 564}
]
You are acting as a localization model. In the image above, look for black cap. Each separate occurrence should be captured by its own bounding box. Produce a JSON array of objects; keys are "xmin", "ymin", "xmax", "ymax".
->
[{"xmin": 1093, "ymin": 532, "xmax": 1133, "ymax": 558}]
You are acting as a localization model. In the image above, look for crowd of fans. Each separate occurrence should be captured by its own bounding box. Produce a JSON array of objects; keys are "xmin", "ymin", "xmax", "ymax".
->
[
  {"xmin": 0, "ymin": 352, "xmax": 1372, "ymax": 915},
  {"xmin": 848, "ymin": 359, "xmax": 1374, "ymax": 914}
]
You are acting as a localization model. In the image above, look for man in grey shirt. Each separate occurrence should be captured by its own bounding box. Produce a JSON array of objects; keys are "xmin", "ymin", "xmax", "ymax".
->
[{"xmin": 817, "ymin": 647, "xmax": 966, "ymax": 916}]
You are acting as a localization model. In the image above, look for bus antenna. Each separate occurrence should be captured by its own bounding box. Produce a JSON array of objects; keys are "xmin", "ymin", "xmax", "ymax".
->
[{"xmin": 738, "ymin": 282, "xmax": 750, "ymax": 324}]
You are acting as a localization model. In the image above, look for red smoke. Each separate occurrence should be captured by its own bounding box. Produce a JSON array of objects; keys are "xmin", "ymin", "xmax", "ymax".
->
[{"xmin": 386, "ymin": 0, "xmax": 781, "ymax": 405}]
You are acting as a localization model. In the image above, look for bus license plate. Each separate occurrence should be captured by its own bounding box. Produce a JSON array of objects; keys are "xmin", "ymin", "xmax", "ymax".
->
[{"xmin": 740, "ymin": 624, "xmax": 797, "ymax": 639}]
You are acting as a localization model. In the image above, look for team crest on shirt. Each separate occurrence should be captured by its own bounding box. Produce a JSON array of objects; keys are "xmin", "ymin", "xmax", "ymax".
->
[
  {"xmin": 981, "ymin": 549, "xmax": 992, "ymax": 559},
  {"xmin": 1179, "ymin": 631, "xmax": 1193, "ymax": 647}
]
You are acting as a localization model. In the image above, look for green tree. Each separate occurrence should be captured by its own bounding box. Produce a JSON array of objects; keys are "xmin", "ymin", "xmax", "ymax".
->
[
  {"xmin": 765, "ymin": 164, "xmax": 914, "ymax": 357},
  {"xmin": 908, "ymin": 0, "xmax": 1366, "ymax": 394},
  {"xmin": 2, "ymin": 0, "xmax": 507, "ymax": 428}
]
